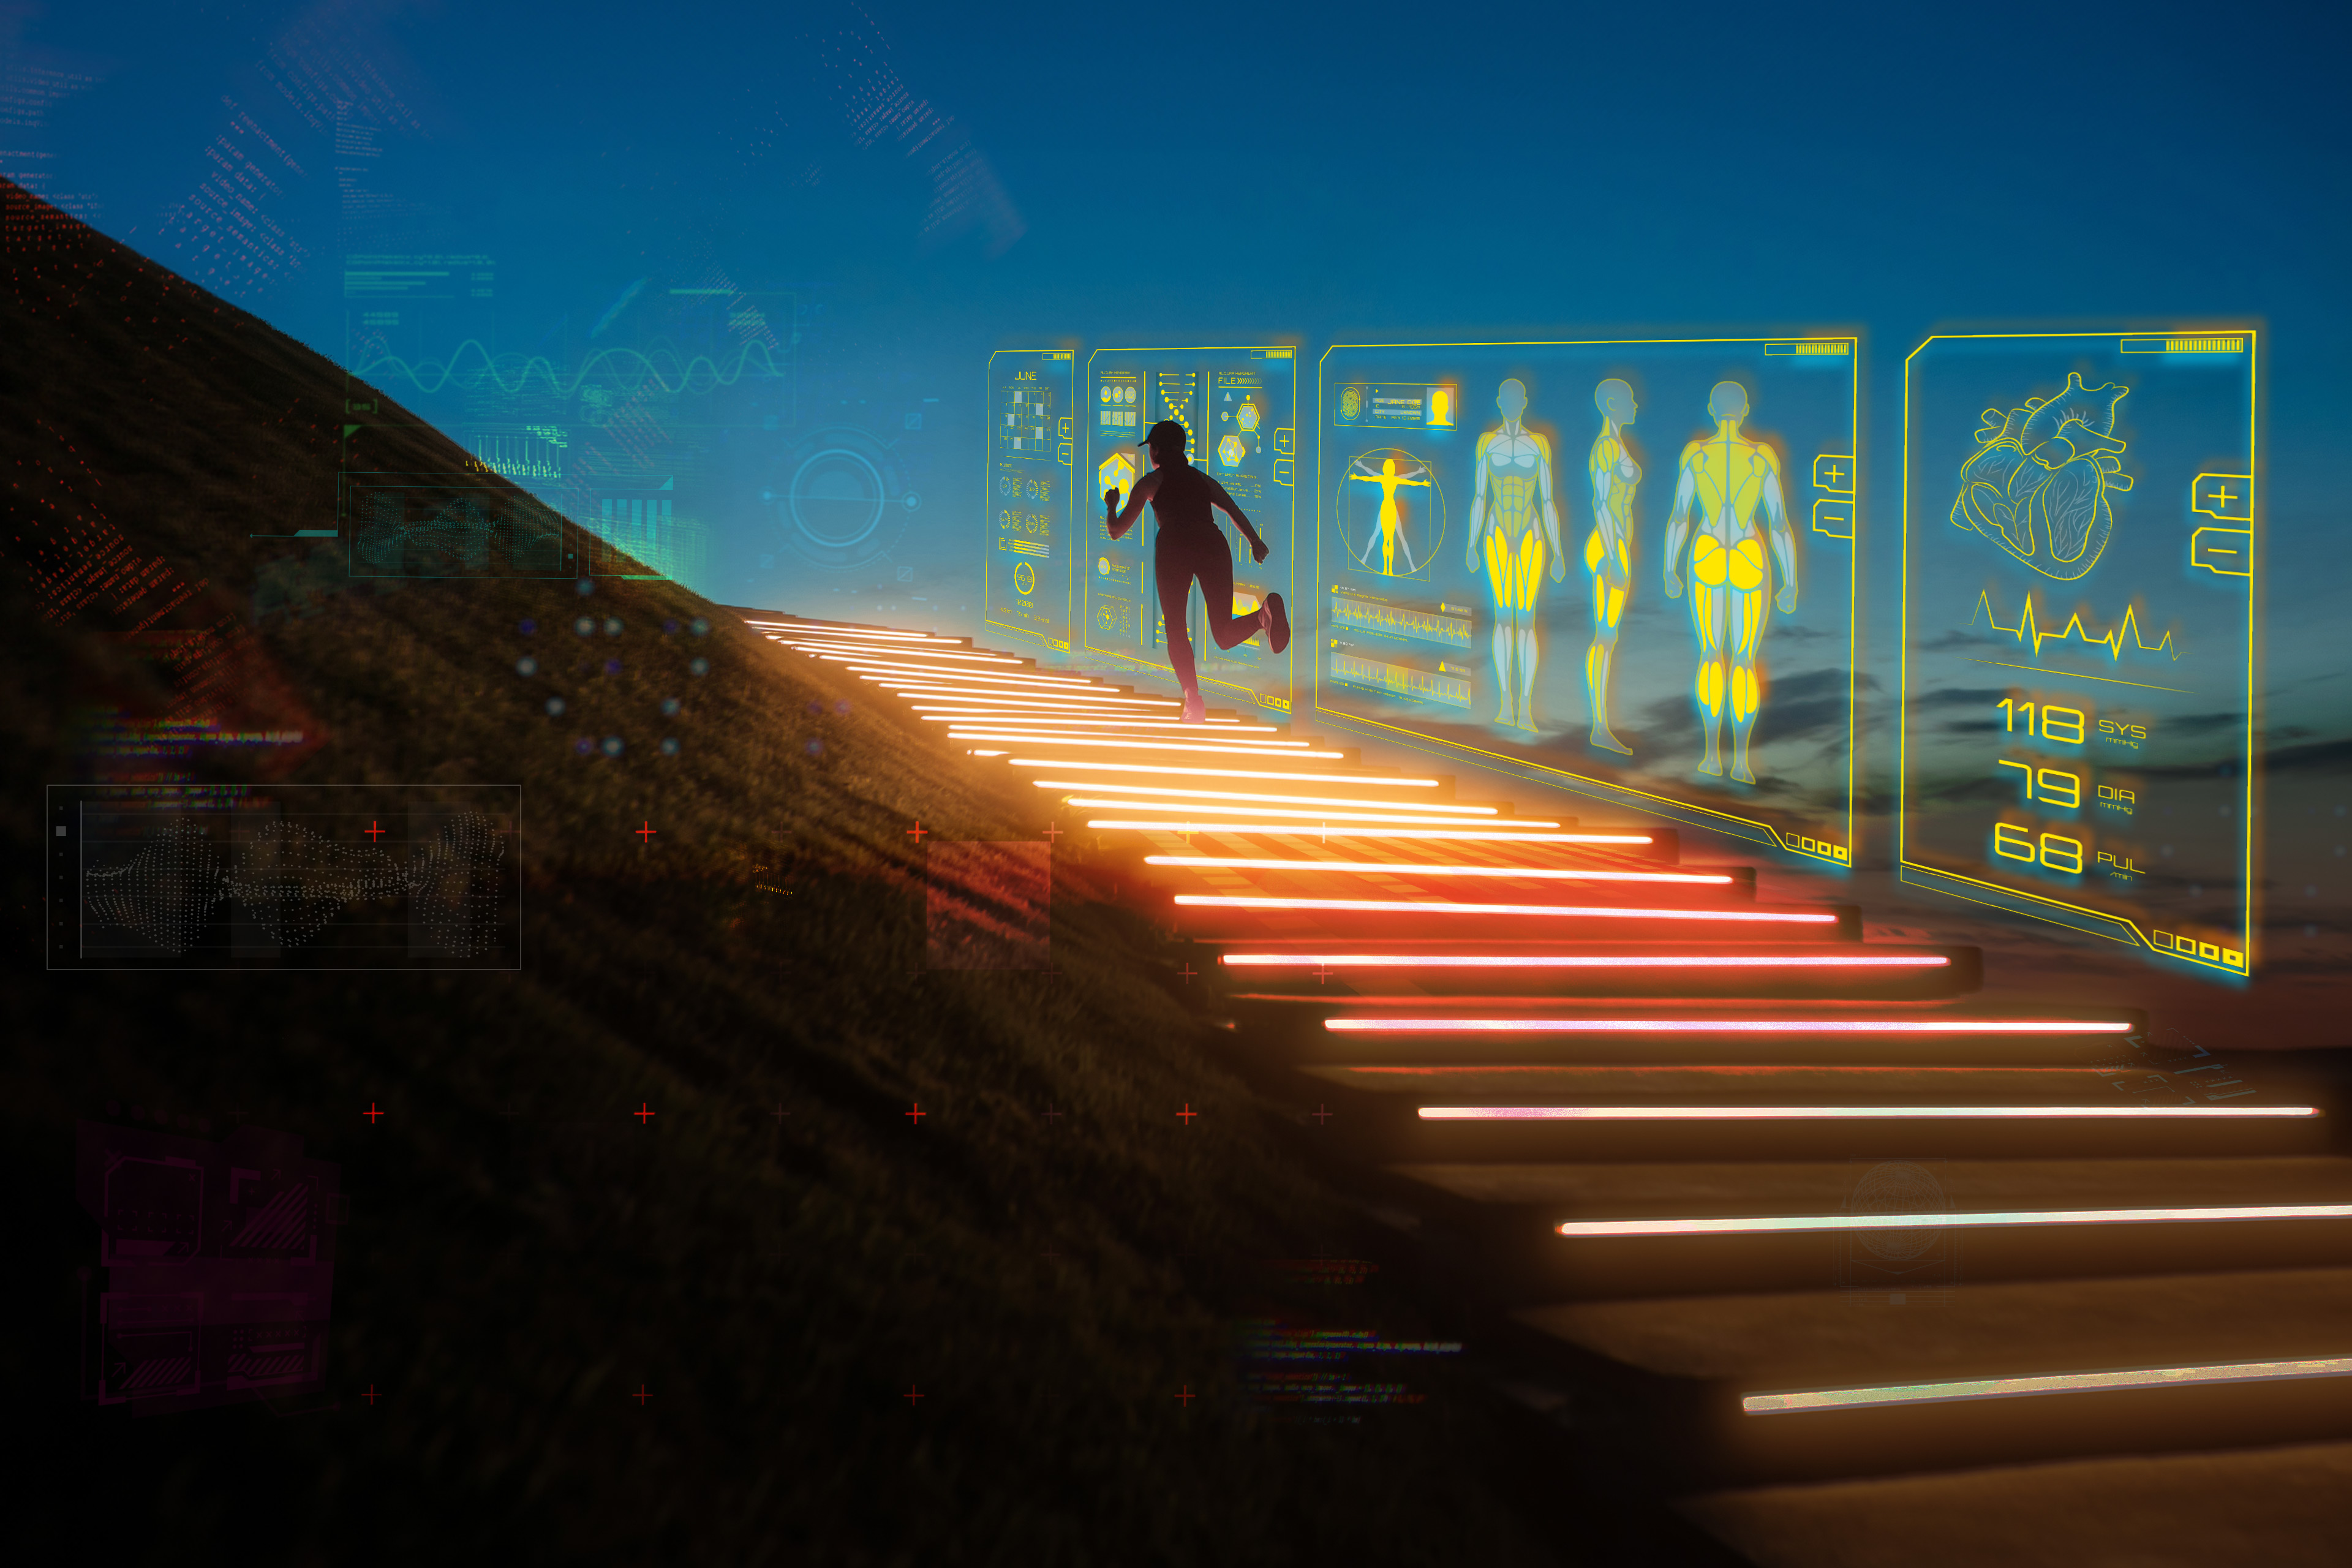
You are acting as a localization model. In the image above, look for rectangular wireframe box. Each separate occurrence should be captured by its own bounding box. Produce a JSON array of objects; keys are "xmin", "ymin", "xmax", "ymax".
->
[{"xmin": 49, "ymin": 783, "xmax": 521, "ymax": 971}]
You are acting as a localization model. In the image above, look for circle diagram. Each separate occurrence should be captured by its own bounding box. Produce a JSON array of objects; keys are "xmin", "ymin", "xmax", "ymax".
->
[{"xmin": 770, "ymin": 426, "xmax": 912, "ymax": 571}]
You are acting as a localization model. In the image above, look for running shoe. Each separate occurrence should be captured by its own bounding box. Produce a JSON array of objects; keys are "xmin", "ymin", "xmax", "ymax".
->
[{"xmin": 1262, "ymin": 591, "xmax": 1290, "ymax": 655}]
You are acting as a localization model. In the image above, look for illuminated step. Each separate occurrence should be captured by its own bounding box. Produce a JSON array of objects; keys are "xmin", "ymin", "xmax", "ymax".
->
[
  {"xmin": 946, "ymin": 717, "xmax": 1275, "ymax": 732},
  {"xmin": 1043, "ymin": 783, "xmax": 1506, "ymax": 816},
  {"xmin": 1013, "ymin": 761, "xmax": 1444, "ymax": 789},
  {"xmin": 1389, "ymin": 1158, "xmax": 2352, "ymax": 1304},
  {"xmin": 1744, "ymin": 1355, "xmax": 2352, "ymax": 1415},
  {"xmin": 1185, "ymin": 895, "xmax": 1832, "ymax": 925},
  {"xmin": 1321, "ymin": 1088, "xmax": 2327, "ymax": 1160},
  {"xmin": 1422, "ymin": 1105, "xmax": 2316, "ymax": 1122},
  {"xmin": 1218, "ymin": 946, "xmax": 1958, "ymax": 1001},
  {"xmin": 908, "ymin": 700, "xmax": 1185, "ymax": 719},
  {"xmin": 1517, "ymin": 1268, "xmax": 2352, "ymax": 1487},
  {"xmin": 853, "ymin": 668, "xmax": 1137, "ymax": 691},
  {"xmin": 796, "ymin": 646, "xmax": 1023, "ymax": 664},
  {"xmin": 1329, "ymin": 1009, "xmax": 2125, "ymax": 1035},
  {"xmin": 1224, "ymin": 949, "xmax": 1915, "ymax": 971},
  {"xmin": 887, "ymin": 683, "xmax": 1178, "ymax": 704},
  {"xmin": 976, "ymin": 739, "xmax": 1352, "ymax": 760},
  {"xmin": 1101, "ymin": 823, "xmax": 1656, "ymax": 846},
  {"xmin": 1104, "ymin": 805, "xmax": 1559, "ymax": 827},
  {"xmin": 1554, "ymin": 1202, "xmax": 2352, "ymax": 1238},
  {"xmin": 1157, "ymin": 856, "xmax": 1730, "ymax": 885}
]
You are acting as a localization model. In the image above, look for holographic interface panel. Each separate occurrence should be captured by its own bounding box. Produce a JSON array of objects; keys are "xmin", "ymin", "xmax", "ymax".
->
[
  {"xmin": 1315, "ymin": 338, "xmax": 1861, "ymax": 864},
  {"xmin": 982, "ymin": 349, "xmax": 1076, "ymax": 649},
  {"xmin": 1899, "ymin": 331, "xmax": 2258, "ymax": 975},
  {"xmin": 1084, "ymin": 346, "xmax": 1298, "ymax": 717}
]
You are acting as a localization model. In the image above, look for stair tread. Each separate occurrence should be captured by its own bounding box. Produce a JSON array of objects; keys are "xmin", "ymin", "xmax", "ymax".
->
[
  {"xmin": 1512, "ymin": 1265, "xmax": 2352, "ymax": 1387},
  {"xmin": 1386, "ymin": 1155, "xmax": 2352, "ymax": 1213},
  {"xmin": 1683, "ymin": 1439, "xmax": 2352, "ymax": 1568},
  {"xmin": 1303, "ymin": 1064, "xmax": 2215, "ymax": 1102}
]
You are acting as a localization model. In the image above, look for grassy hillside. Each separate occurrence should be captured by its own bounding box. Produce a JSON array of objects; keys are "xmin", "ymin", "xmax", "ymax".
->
[{"xmin": 0, "ymin": 179, "xmax": 1572, "ymax": 1565}]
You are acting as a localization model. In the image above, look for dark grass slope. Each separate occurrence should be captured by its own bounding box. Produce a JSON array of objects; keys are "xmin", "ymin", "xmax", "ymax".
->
[{"xmin": 0, "ymin": 179, "xmax": 1578, "ymax": 1565}]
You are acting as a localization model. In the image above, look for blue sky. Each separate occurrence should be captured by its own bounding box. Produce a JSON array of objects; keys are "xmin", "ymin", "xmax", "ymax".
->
[{"xmin": 6, "ymin": 0, "xmax": 2345, "ymax": 732}]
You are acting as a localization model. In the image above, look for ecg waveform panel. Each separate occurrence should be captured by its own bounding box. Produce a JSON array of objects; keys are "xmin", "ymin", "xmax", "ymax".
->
[
  {"xmin": 49, "ymin": 785, "xmax": 521, "ymax": 971},
  {"xmin": 1899, "ymin": 330, "xmax": 2258, "ymax": 974}
]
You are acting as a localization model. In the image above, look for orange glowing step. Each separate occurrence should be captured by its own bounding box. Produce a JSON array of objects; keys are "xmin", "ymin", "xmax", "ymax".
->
[{"xmin": 1212, "ymin": 941, "xmax": 1978, "ymax": 1000}]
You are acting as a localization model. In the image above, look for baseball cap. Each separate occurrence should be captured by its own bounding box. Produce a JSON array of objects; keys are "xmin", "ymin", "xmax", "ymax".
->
[{"xmin": 1138, "ymin": 419, "xmax": 1187, "ymax": 455}]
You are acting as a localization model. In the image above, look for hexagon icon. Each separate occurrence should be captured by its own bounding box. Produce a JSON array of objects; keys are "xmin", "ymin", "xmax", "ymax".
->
[
  {"xmin": 1217, "ymin": 434, "xmax": 1246, "ymax": 468},
  {"xmin": 1237, "ymin": 402, "xmax": 1261, "ymax": 434},
  {"xmin": 1098, "ymin": 450, "xmax": 1137, "ymax": 497}
]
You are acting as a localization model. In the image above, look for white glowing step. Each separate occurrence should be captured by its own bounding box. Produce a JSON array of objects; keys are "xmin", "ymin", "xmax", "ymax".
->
[
  {"xmin": 1044, "ymin": 783, "xmax": 1501, "ymax": 815},
  {"xmin": 1224, "ymin": 952, "xmax": 1926, "ymax": 968},
  {"xmin": 1556, "ymin": 1202, "xmax": 2352, "ymax": 1238},
  {"xmin": 1159, "ymin": 856, "xmax": 1725, "ymax": 884},
  {"xmin": 1021, "ymin": 761, "xmax": 1439, "ymax": 788},
  {"xmin": 1090, "ymin": 821, "xmax": 1638, "ymax": 841},
  {"xmin": 942, "ymin": 719, "xmax": 1285, "ymax": 735},
  {"xmin": 1103, "ymin": 804, "xmax": 1557, "ymax": 827},
  {"xmin": 1329, "ymin": 1014, "xmax": 2115, "ymax": 1031},
  {"xmin": 1744, "ymin": 1355, "xmax": 2352, "ymax": 1414},
  {"xmin": 850, "ymin": 666, "xmax": 1114, "ymax": 690},
  {"xmin": 1419, "ymin": 1104, "xmax": 2317, "ymax": 1121},
  {"xmin": 1193, "ymin": 897, "xmax": 1806, "ymax": 921}
]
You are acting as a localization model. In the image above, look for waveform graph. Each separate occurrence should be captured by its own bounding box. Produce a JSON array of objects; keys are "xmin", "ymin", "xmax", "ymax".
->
[{"xmin": 50, "ymin": 785, "xmax": 521, "ymax": 971}]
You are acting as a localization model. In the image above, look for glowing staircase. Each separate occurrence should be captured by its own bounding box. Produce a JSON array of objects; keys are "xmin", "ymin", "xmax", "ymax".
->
[{"xmin": 751, "ymin": 613, "xmax": 2352, "ymax": 1567}]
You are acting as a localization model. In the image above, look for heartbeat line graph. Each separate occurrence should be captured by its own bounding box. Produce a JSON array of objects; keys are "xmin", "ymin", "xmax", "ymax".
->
[
  {"xmin": 352, "ymin": 337, "xmax": 786, "ymax": 399},
  {"xmin": 1971, "ymin": 590, "xmax": 2177, "ymax": 662}
]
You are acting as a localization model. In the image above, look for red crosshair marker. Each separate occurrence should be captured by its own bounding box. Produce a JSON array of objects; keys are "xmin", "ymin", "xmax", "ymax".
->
[
  {"xmin": 1042, "ymin": 823, "xmax": 1063, "ymax": 843},
  {"xmin": 904, "ymin": 1385, "xmax": 925, "ymax": 1406},
  {"xmin": 906, "ymin": 1102, "xmax": 927, "ymax": 1125},
  {"xmin": 363, "ymin": 821, "xmax": 386, "ymax": 842},
  {"xmin": 635, "ymin": 1385, "xmax": 651, "ymax": 1405},
  {"xmin": 771, "ymin": 1104, "xmax": 789, "ymax": 1123},
  {"xmin": 635, "ymin": 1102, "xmax": 657, "ymax": 1124},
  {"xmin": 1040, "ymin": 1107, "xmax": 1063, "ymax": 1124},
  {"xmin": 1310, "ymin": 1105, "xmax": 1334, "ymax": 1125},
  {"xmin": 636, "ymin": 821, "xmax": 658, "ymax": 843},
  {"xmin": 1312, "ymin": 963, "xmax": 1335, "ymax": 985},
  {"xmin": 1177, "ymin": 1102, "xmax": 1198, "ymax": 1125},
  {"xmin": 907, "ymin": 820, "xmax": 929, "ymax": 842},
  {"xmin": 363, "ymin": 1103, "xmax": 385, "ymax": 1123},
  {"xmin": 1175, "ymin": 1385, "xmax": 1196, "ymax": 1406},
  {"xmin": 363, "ymin": 1385, "xmax": 380, "ymax": 1404},
  {"xmin": 1177, "ymin": 963, "xmax": 1197, "ymax": 984}
]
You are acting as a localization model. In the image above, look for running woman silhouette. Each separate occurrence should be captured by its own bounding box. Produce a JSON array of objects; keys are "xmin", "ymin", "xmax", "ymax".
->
[{"xmin": 1106, "ymin": 419, "xmax": 1290, "ymax": 722}]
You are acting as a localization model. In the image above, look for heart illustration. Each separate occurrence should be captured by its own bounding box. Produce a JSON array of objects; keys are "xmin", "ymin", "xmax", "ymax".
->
[{"xmin": 1948, "ymin": 372, "xmax": 2133, "ymax": 581}]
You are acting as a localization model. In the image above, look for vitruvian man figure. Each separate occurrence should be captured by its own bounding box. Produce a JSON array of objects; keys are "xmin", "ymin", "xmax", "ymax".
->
[
  {"xmin": 1662, "ymin": 380, "xmax": 1795, "ymax": 784},
  {"xmin": 1347, "ymin": 454, "xmax": 1433, "ymax": 576},
  {"xmin": 1463, "ymin": 378, "xmax": 1562, "ymax": 732}
]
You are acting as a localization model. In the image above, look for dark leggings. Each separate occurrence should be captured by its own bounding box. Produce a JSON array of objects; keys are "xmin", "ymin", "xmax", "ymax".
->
[{"xmin": 1155, "ymin": 521, "xmax": 1256, "ymax": 692}]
